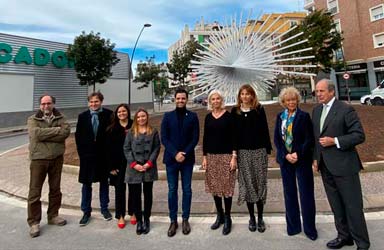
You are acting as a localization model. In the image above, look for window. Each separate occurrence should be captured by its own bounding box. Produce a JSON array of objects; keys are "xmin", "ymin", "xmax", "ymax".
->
[
  {"xmin": 304, "ymin": 0, "xmax": 314, "ymax": 6},
  {"xmin": 334, "ymin": 19, "xmax": 341, "ymax": 33},
  {"xmin": 370, "ymin": 4, "xmax": 384, "ymax": 22},
  {"xmin": 290, "ymin": 20, "xmax": 298, "ymax": 27},
  {"xmin": 373, "ymin": 33, "xmax": 384, "ymax": 48},
  {"xmin": 327, "ymin": 0, "xmax": 339, "ymax": 15}
]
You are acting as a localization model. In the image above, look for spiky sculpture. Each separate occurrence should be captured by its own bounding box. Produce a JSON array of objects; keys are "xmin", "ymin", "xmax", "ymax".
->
[{"xmin": 190, "ymin": 12, "xmax": 316, "ymax": 104}]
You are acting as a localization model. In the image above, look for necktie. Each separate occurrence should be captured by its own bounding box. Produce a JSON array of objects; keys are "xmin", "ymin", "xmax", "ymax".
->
[
  {"xmin": 91, "ymin": 112, "xmax": 99, "ymax": 140},
  {"xmin": 320, "ymin": 104, "xmax": 327, "ymax": 132}
]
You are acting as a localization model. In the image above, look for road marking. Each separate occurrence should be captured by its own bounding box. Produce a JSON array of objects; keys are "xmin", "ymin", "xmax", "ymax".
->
[{"xmin": 0, "ymin": 143, "xmax": 28, "ymax": 157}]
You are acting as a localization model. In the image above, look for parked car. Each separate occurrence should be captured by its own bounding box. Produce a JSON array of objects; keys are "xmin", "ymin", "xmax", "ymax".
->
[
  {"xmin": 362, "ymin": 80, "xmax": 384, "ymax": 105},
  {"xmin": 162, "ymin": 98, "xmax": 172, "ymax": 104},
  {"xmin": 193, "ymin": 94, "xmax": 208, "ymax": 104},
  {"xmin": 370, "ymin": 80, "xmax": 384, "ymax": 105},
  {"xmin": 360, "ymin": 94, "xmax": 371, "ymax": 105}
]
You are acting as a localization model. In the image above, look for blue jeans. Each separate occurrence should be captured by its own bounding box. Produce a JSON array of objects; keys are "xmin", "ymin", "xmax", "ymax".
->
[
  {"xmin": 81, "ymin": 180, "xmax": 109, "ymax": 214},
  {"xmin": 166, "ymin": 163, "xmax": 193, "ymax": 222}
]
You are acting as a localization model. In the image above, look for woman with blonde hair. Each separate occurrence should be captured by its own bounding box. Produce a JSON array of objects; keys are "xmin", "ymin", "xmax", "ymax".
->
[
  {"xmin": 231, "ymin": 84, "xmax": 272, "ymax": 233},
  {"xmin": 202, "ymin": 90, "xmax": 236, "ymax": 235},
  {"xmin": 124, "ymin": 108, "xmax": 160, "ymax": 235},
  {"xmin": 273, "ymin": 87, "xmax": 317, "ymax": 240}
]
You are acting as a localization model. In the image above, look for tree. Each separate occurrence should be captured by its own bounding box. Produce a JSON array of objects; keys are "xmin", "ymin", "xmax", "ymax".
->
[
  {"xmin": 280, "ymin": 10, "xmax": 342, "ymax": 74},
  {"xmin": 167, "ymin": 39, "xmax": 201, "ymax": 86},
  {"xmin": 134, "ymin": 56, "xmax": 170, "ymax": 104},
  {"xmin": 67, "ymin": 31, "xmax": 120, "ymax": 92}
]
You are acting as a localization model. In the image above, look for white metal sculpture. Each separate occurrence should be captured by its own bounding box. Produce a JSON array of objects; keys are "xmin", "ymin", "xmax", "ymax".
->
[{"xmin": 190, "ymin": 12, "xmax": 316, "ymax": 104}]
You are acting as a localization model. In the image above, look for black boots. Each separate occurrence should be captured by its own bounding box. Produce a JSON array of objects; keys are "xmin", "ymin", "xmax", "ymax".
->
[
  {"xmin": 222, "ymin": 215, "xmax": 232, "ymax": 235},
  {"xmin": 211, "ymin": 212, "xmax": 224, "ymax": 230},
  {"xmin": 136, "ymin": 220, "xmax": 143, "ymax": 235},
  {"xmin": 142, "ymin": 217, "xmax": 150, "ymax": 234},
  {"xmin": 249, "ymin": 216, "xmax": 256, "ymax": 232}
]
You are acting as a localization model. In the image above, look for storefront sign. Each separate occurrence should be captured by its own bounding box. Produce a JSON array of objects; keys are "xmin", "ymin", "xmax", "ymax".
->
[
  {"xmin": 335, "ymin": 63, "xmax": 367, "ymax": 72},
  {"xmin": 374, "ymin": 60, "xmax": 384, "ymax": 68},
  {"xmin": 0, "ymin": 42, "xmax": 74, "ymax": 68}
]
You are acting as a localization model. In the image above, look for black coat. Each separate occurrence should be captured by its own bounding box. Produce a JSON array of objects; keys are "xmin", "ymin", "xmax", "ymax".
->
[
  {"xmin": 75, "ymin": 108, "xmax": 113, "ymax": 184},
  {"xmin": 106, "ymin": 120, "xmax": 132, "ymax": 186}
]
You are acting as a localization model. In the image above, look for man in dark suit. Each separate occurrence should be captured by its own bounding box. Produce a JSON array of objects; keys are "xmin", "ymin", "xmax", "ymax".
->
[
  {"xmin": 161, "ymin": 88, "xmax": 199, "ymax": 237},
  {"xmin": 75, "ymin": 92, "xmax": 113, "ymax": 226},
  {"xmin": 312, "ymin": 79, "xmax": 370, "ymax": 250}
]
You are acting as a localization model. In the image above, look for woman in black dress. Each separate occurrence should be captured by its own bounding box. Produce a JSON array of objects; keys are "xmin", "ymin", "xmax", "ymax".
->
[
  {"xmin": 202, "ymin": 90, "xmax": 237, "ymax": 235},
  {"xmin": 106, "ymin": 104, "xmax": 133, "ymax": 229}
]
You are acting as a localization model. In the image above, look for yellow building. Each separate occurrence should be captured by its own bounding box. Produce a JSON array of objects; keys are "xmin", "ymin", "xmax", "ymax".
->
[{"xmin": 246, "ymin": 12, "xmax": 307, "ymax": 34}]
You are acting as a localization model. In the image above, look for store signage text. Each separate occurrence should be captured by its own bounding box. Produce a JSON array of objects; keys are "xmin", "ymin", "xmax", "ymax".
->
[{"xmin": 0, "ymin": 42, "xmax": 74, "ymax": 68}]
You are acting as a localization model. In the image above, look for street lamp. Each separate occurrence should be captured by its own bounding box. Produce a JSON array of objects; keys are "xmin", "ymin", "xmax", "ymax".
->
[{"xmin": 128, "ymin": 23, "xmax": 152, "ymax": 107}]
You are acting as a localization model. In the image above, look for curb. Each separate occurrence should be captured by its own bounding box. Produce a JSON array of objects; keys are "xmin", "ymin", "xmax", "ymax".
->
[{"xmin": 63, "ymin": 160, "xmax": 384, "ymax": 180}]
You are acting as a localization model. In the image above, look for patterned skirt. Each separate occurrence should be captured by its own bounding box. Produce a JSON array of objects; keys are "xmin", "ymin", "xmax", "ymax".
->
[
  {"xmin": 205, "ymin": 153, "xmax": 236, "ymax": 197},
  {"xmin": 237, "ymin": 148, "xmax": 268, "ymax": 205}
]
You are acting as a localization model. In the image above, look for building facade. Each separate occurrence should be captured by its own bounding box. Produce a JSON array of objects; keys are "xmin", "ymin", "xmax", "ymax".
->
[
  {"xmin": 304, "ymin": 0, "xmax": 384, "ymax": 99},
  {"xmin": 0, "ymin": 33, "xmax": 153, "ymax": 128}
]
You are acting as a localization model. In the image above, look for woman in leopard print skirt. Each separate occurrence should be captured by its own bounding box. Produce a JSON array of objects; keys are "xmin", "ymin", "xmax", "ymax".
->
[
  {"xmin": 231, "ymin": 84, "xmax": 272, "ymax": 233},
  {"xmin": 202, "ymin": 90, "xmax": 237, "ymax": 235}
]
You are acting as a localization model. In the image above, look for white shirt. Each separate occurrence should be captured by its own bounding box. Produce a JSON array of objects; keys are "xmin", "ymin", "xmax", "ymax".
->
[{"xmin": 322, "ymin": 97, "xmax": 340, "ymax": 149}]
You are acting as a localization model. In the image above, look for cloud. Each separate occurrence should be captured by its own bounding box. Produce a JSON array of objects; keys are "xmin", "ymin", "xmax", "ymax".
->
[{"xmin": 1, "ymin": 0, "xmax": 305, "ymax": 62}]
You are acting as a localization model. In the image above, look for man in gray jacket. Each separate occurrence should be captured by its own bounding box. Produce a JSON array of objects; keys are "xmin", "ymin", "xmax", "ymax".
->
[
  {"xmin": 27, "ymin": 95, "xmax": 70, "ymax": 238},
  {"xmin": 312, "ymin": 79, "xmax": 370, "ymax": 250}
]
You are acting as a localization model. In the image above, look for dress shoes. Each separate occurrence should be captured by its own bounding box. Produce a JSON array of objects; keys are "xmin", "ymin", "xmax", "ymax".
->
[
  {"xmin": 306, "ymin": 234, "xmax": 318, "ymax": 241},
  {"xmin": 248, "ymin": 217, "xmax": 256, "ymax": 232},
  {"xmin": 167, "ymin": 222, "xmax": 178, "ymax": 237},
  {"xmin": 182, "ymin": 219, "xmax": 191, "ymax": 235},
  {"xmin": 326, "ymin": 237, "xmax": 354, "ymax": 249}
]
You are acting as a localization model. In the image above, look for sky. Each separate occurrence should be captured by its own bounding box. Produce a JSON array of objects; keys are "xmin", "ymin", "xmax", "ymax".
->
[{"xmin": 0, "ymin": 0, "xmax": 306, "ymax": 70}]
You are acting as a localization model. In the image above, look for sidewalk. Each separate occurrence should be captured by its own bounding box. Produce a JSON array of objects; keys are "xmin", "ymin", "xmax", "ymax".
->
[{"xmin": 1, "ymin": 143, "xmax": 384, "ymax": 215}]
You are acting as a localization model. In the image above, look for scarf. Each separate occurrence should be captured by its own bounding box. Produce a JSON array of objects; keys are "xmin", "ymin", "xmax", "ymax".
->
[{"xmin": 280, "ymin": 109, "xmax": 296, "ymax": 153}]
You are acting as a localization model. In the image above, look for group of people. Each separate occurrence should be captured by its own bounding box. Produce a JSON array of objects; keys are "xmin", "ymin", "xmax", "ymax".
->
[{"xmin": 26, "ymin": 79, "xmax": 370, "ymax": 249}]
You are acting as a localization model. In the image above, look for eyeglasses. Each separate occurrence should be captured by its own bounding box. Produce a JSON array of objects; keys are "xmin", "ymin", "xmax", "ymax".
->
[{"xmin": 40, "ymin": 102, "xmax": 52, "ymax": 106}]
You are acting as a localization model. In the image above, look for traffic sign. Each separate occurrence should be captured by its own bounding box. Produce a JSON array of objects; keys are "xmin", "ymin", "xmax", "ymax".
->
[{"xmin": 343, "ymin": 73, "xmax": 350, "ymax": 80}]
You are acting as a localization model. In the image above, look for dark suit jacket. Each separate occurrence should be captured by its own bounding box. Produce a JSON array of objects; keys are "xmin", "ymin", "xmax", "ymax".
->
[
  {"xmin": 75, "ymin": 108, "xmax": 113, "ymax": 183},
  {"xmin": 312, "ymin": 100, "xmax": 365, "ymax": 176},
  {"xmin": 274, "ymin": 108, "xmax": 314, "ymax": 167},
  {"xmin": 160, "ymin": 109, "xmax": 199, "ymax": 165}
]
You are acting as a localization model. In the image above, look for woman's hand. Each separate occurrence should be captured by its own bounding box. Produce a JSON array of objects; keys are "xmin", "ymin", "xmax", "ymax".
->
[
  {"xmin": 230, "ymin": 157, "xmax": 237, "ymax": 171},
  {"xmin": 110, "ymin": 169, "xmax": 119, "ymax": 175},
  {"xmin": 202, "ymin": 157, "xmax": 207, "ymax": 170},
  {"xmin": 285, "ymin": 153, "xmax": 298, "ymax": 164},
  {"xmin": 134, "ymin": 164, "xmax": 146, "ymax": 172}
]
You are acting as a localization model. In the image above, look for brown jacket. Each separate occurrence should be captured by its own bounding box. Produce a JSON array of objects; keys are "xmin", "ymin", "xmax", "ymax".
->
[{"xmin": 28, "ymin": 108, "xmax": 70, "ymax": 160}]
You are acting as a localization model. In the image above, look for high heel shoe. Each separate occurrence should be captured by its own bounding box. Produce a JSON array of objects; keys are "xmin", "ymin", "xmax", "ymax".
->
[
  {"xmin": 130, "ymin": 215, "xmax": 137, "ymax": 225},
  {"xmin": 117, "ymin": 218, "xmax": 125, "ymax": 229}
]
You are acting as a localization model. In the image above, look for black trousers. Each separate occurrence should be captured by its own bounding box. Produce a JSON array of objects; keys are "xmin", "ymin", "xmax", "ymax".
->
[
  {"xmin": 128, "ymin": 182, "xmax": 153, "ymax": 221},
  {"xmin": 320, "ymin": 161, "xmax": 370, "ymax": 249}
]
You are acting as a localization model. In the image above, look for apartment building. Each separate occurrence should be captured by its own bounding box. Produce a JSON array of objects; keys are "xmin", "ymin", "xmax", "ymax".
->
[{"xmin": 304, "ymin": 0, "xmax": 384, "ymax": 99}]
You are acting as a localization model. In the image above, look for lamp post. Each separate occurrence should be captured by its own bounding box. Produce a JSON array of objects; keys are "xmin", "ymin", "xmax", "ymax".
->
[{"xmin": 128, "ymin": 23, "xmax": 152, "ymax": 107}]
